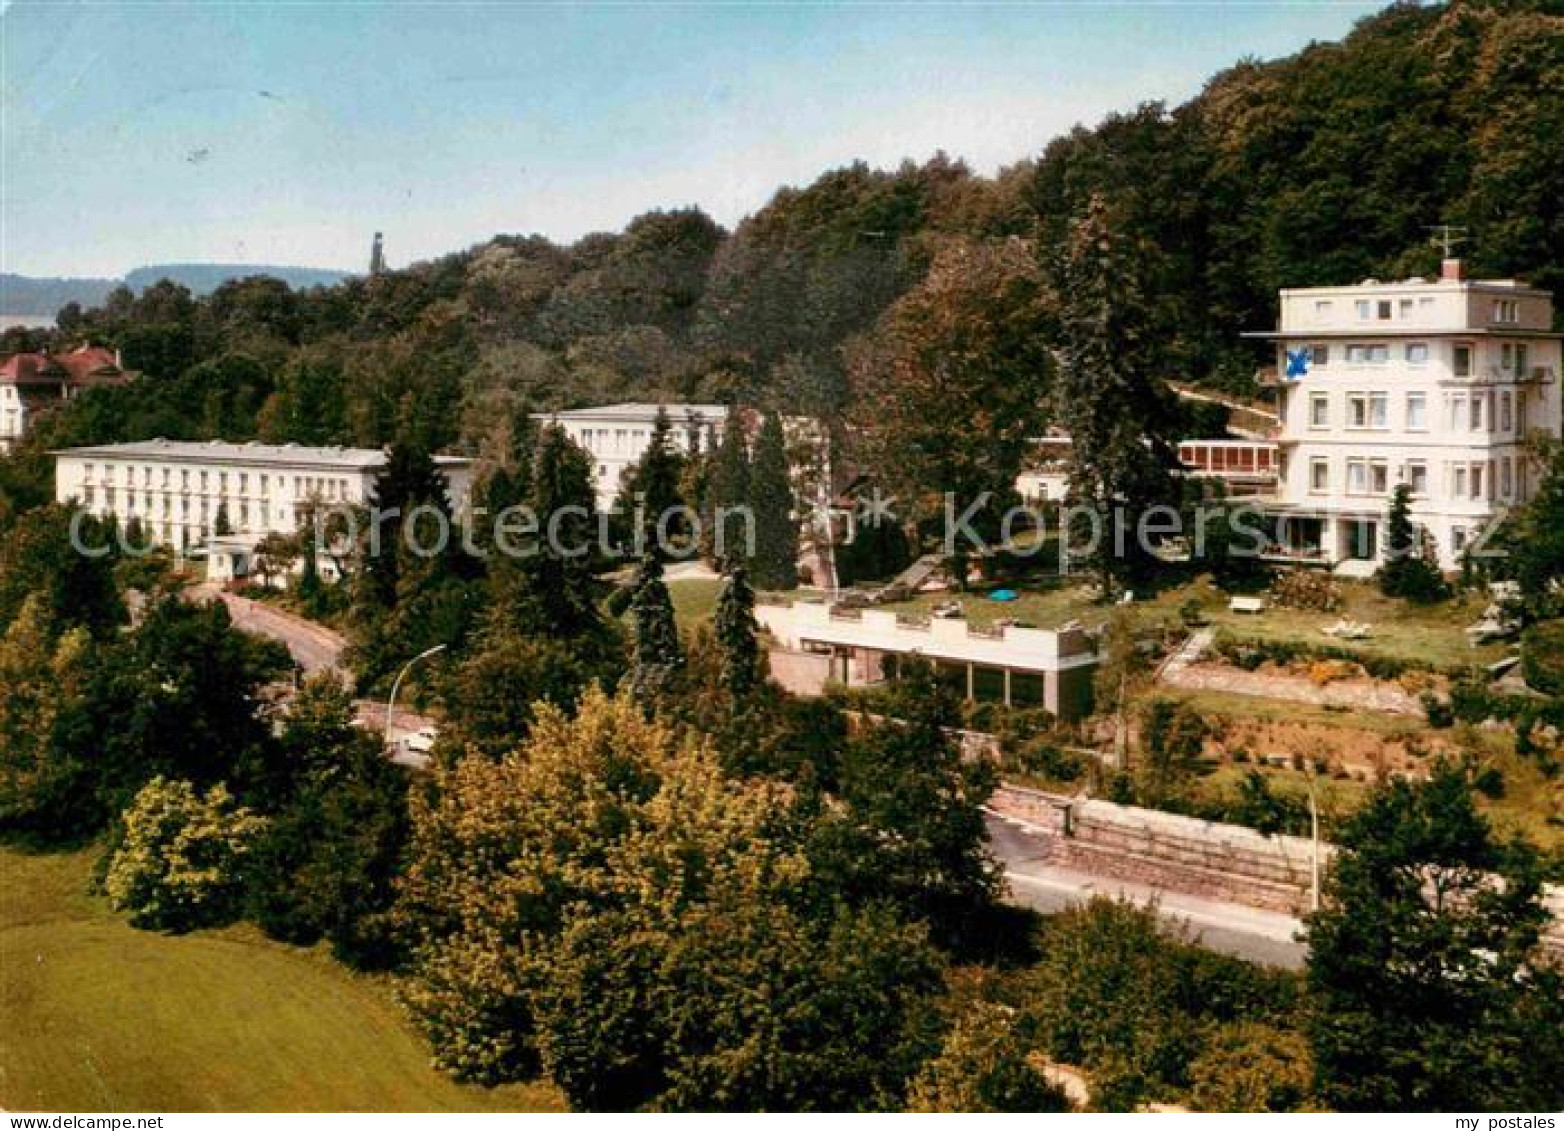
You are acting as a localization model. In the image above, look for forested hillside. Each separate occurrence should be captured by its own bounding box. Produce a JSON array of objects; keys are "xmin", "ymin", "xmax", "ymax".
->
[{"xmin": 2, "ymin": 0, "xmax": 1558, "ymax": 511}]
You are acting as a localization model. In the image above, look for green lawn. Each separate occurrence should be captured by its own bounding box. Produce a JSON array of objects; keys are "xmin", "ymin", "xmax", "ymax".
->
[
  {"xmin": 0, "ymin": 847, "xmax": 563, "ymax": 1113},
  {"xmin": 666, "ymin": 577, "xmax": 724, "ymax": 630},
  {"xmin": 879, "ymin": 574, "xmax": 1502, "ymax": 672},
  {"xmin": 1136, "ymin": 577, "xmax": 1505, "ymax": 671}
]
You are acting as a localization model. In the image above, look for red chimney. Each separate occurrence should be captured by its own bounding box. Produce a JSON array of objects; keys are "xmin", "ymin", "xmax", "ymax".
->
[{"xmin": 1441, "ymin": 258, "xmax": 1466, "ymax": 282}]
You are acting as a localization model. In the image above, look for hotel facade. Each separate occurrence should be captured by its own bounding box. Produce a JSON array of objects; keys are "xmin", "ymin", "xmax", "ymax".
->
[
  {"xmin": 533, "ymin": 402, "xmax": 728, "ymax": 509},
  {"xmin": 53, "ymin": 439, "xmax": 474, "ymax": 580},
  {"xmin": 1249, "ymin": 260, "xmax": 1561, "ymax": 570}
]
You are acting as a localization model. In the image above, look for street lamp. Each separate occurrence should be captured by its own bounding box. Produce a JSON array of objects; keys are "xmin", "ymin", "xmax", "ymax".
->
[
  {"xmin": 385, "ymin": 643, "xmax": 447, "ymax": 745},
  {"xmin": 1303, "ymin": 761, "xmax": 1322, "ymax": 913}
]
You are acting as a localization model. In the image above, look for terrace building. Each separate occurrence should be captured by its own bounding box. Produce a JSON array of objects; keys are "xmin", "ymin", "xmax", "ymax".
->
[
  {"xmin": 1247, "ymin": 260, "xmax": 1562, "ymax": 571},
  {"xmin": 533, "ymin": 402, "xmax": 728, "ymax": 509},
  {"xmin": 52, "ymin": 438, "xmax": 474, "ymax": 581},
  {"xmin": 756, "ymin": 600, "xmax": 1100, "ymax": 720}
]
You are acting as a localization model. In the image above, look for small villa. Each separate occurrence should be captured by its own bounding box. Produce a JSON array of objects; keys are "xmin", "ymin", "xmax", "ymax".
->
[{"xmin": 756, "ymin": 601, "xmax": 1100, "ymax": 720}]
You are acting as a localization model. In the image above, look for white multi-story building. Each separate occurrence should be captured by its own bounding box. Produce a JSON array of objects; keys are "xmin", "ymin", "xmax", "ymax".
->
[
  {"xmin": 534, "ymin": 402, "xmax": 728, "ymax": 509},
  {"xmin": 1248, "ymin": 260, "xmax": 1561, "ymax": 570},
  {"xmin": 53, "ymin": 439, "xmax": 474, "ymax": 580}
]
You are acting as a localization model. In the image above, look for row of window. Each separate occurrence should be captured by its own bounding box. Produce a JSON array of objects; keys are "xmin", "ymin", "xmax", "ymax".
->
[
  {"xmin": 1307, "ymin": 455, "xmax": 1523, "ymax": 502},
  {"xmin": 82, "ymin": 487, "xmax": 290, "ymax": 528},
  {"xmin": 1306, "ymin": 389, "xmax": 1523, "ymax": 433},
  {"xmin": 79, "ymin": 464, "xmax": 354, "ymax": 501},
  {"xmin": 1298, "ymin": 342, "xmax": 1530, "ymax": 376},
  {"xmin": 1328, "ymin": 296, "xmax": 1521, "ymax": 325}
]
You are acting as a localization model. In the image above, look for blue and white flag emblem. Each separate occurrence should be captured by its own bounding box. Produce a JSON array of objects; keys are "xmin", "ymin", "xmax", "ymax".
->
[{"xmin": 1284, "ymin": 348, "xmax": 1310, "ymax": 381}]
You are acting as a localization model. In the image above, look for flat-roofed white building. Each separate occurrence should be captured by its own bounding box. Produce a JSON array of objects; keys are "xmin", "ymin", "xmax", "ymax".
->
[
  {"xmin": 756, "ymin": 600, "xmax": 1100, "ymax": 720},
  {"xmin": 52, "ymin": 438, "xmax": 474, "ymax": 580},
  {"xmin": 1247, "ymin": 259, "xmax": 1562, "ymax": 570},
  {"xmin": 534, "ymin": 402, "xmax": 728, "ymax": 509}
]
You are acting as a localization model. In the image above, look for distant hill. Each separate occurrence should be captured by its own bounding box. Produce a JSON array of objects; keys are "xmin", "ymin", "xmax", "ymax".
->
[{"xmin": 0, "ymin": 264, "xmax": 354, "ymax": 317}]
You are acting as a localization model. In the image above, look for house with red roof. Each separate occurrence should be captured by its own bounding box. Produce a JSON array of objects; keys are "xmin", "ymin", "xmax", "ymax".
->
[{"xmin": 0, "ymin": 344, "xmax": 133, "ymax": 452}]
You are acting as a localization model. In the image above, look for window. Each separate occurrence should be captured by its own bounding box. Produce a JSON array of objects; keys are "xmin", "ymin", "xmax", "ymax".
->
[
  {"xmin": 1377, "ymin": 300, "xmax": 1392, "ymax": 320},
  {"xmin": 1405, "ymin": 461, "xmax": 1428, "ymax": 495},
  {"xmin": 1453, "ymin": 465, "xmax": 1468, "ymax": 497},
  {"xmin": 1516, "ymin": 344, "xmax": 1529, "ymax": 376},
  {"xmin": 1309, "ymin": 393, "xmax": 1329, "ymax": 428},
  {"xmin": 1470, "ymin": 395, "xmax": 1485, "ymax": 431},
  {"xmin": 1349, "ymin": 394, "xmax": 1369, "ymax": 428},
  {"xmin": 1406, "ymin": 392, "xmax": 1427, "ymax": 430},
  {"xmin": 1419, "ymin": 296, "xmax": 1436, "ymax": 310},
  {"xmin": 1310, "ymin": 458, "xmax": 1329, "ymax": 493},
  {"xmin": 1453, "ymin": 345, "xmax": 1472, "ymax": 377},
  {"xmin": 1368, "ymin": 344, "xmax": 1389, "ymax": 363},
  {"xmin": 1355, "ymin": 300, "xmax": 1371, "ymax": 320},
  {"xmin": 1451, "ymin": 394, "xmax": 1467, "ymax": 430},
  {"xmin": 1471, "ymin": 465, "xmax": 1484, "ymax": 499},
  {"xmin": 1501, "ymin": 392, "xmax": 1513, "ymax": 432},
  {"xmin": 1346, "ymin": 344, "xmax": 1367, "ymax": 364},
  {"xmin": 1311, "ymin": 344, "xmax": 1329, "ymax": 366},
  {"xmin": 1493, "ymin": 299, "xmax": 1518, "ymax": 324},
  {"xmin": 1399, "ymin": 298, "xmax": 1414, "ymax": 318},
  {"xmin": 1452, "ymin": 527, "xmax": 1468, "ymax": 554},
  {"xmin": 1502, "ymin": 344, "xmax": 1514, "ymax": 371},
  {"xmin": 1405, "ymin": 342, "xmax": 1428, "ymax": 363},
  {"xmin": 1347, "ymin": 460, "xmax": 1367, "ymax": 494},
  {"xmin": 1369, "ymin": 460, "xmax": 1389, "ymax": 493},
  {"xmin": 1501, "ymin": 458, "xmax": 1513, "ymax": 499},
  {"xmin": 1369, "ymin": 393, "xmax": 1388, "ymax": 428},
  {"xmin": 1315, "ymin": 299, "xmax": 1333, "ymax": 316}
]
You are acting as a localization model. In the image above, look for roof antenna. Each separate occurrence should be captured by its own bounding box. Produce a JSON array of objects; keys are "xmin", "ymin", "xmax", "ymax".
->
[{"xmin": 1426, "ymin": 224, "xmax": 1468, "ymax": 260}]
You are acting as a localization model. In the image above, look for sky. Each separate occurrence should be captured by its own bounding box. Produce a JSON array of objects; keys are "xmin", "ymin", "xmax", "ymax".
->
[{"xmin": 2, "ymin": 0, "xmax": 1387, "ymax": 279}]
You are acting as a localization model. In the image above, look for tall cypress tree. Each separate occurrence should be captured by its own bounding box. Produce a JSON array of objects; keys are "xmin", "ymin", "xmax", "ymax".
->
[
  {"xmin": 627, "ymin": 553, "xmax": 682, "ymax": 708},
  {"xmin": 714, "ymin": 565, "xmax": 761, "ymax": 699},
  {"xmin": 1379, "ymin": 483, "xmax": 1446, "ymax": 603},
  {"xmin": 361, "ymin": 440, "xmax": 451, "ymax": 608},
  {"xmin": 614, "ymin": 406, "xmax": 686, "ymax": 557},
  {"xmin": 523, "ymin": 423, "xmax": 600, "ymax": 637},
  {"xmin": 749, "ymin": 413, "xmax": 797, "ymax": 590},
  {"xmin": 1049, "ymin": 194, "xmax": 1181, "ymax": 592},
  {"xmin": 705, "ymin": 412, "xmax": 751, "ymax": 567}
]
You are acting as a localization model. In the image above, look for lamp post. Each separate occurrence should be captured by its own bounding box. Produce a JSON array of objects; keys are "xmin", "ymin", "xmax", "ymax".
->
[
  {"xmin": 385, "ymin": 643, "xmax": 447, "ymax": 745},
  {"xmin": 1304, "ymin": 761, "xmax": 1322, "ymax": 913}
]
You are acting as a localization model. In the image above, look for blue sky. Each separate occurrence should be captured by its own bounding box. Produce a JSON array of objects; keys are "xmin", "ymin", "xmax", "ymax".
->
[{"xmin": 2, "ymin": 1, "xmax": 1385, "ymax": 278}]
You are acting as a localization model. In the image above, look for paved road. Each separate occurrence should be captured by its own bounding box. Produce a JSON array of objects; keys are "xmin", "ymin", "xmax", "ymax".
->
[
  {"xmin": 986, "ymin": 813, "xmax": 1307, "ymax": 969},
  {"xmin": 190, "ymin": 584, "xmax": 348, "ymax": 677}
]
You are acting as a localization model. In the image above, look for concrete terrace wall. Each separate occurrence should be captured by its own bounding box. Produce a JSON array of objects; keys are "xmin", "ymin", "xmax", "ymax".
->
[
  {"xmin": 992, "ymin": 784, "xmax": 1325, "ymax": 914},
  {"xmin": 991, "ymin": 783, "xmax": 1564, "ymax": 955}
]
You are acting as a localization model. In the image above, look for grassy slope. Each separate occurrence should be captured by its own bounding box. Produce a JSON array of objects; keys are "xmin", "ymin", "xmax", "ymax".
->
[{"xmin": 0, "ymin": 847, "xmax": 563, "ymax": 1113}]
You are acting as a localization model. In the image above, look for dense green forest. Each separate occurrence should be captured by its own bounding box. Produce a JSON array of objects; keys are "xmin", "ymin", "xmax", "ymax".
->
[{"xmin": 2, "ymin": 0, "xmax": 1560, "ymax": 517}]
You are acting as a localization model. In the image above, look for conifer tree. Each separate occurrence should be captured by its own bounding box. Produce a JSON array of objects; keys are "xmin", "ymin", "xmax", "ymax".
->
[
  {"xmin": 1050, "ymin": 195, "xmax": 1181, "ymax": 592},
  {"xmin": 705, "ymin": 412, "xmax": 751, "ymax": 567},
  {"xmin": 714, "ymin": 566, "xmax": 761, "ymax": 698},
  {"xmin": 749, "ymin": 412, "xmax": 798, "ymax": 589},
  {"xmin": 614, "ymin": 406, "xmax": 686, "ymax": 556},
  {"xmin": 1378, "ymin": 484, "xmax": 1447, "ymax": 603},
  {"xmin": 627, "ymin": 554, "xmax": 682, "ymax": 707},
  {"xmin": 524, "ymin": 422, "xmax": 601, "ymax": 636}
]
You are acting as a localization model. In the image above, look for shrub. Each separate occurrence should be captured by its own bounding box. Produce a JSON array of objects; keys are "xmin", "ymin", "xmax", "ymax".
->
[
  {"xmin": 1422, "ymin": 692, "xmax": 1454, "ymax": 729},
  {"xmin": 1522, "ymin": 621, "xmax": 1564, "ymax": 696},
  {"xmin": 1269, "ymin": 571, "xmax": 1341, "ymax": 612},
  {"xmin": 1189, "ymin": 1022, "xmax": 1315, "ymax": 1112},
  {"xmin": 104, "ymin": 776, "xmax": 268, "ymax": 932}
]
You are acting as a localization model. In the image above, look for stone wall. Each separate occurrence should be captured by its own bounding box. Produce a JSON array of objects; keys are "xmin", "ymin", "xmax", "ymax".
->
[{"xmin": 991, "ymin": 783, "xmax": 1564, "ymax": 955}]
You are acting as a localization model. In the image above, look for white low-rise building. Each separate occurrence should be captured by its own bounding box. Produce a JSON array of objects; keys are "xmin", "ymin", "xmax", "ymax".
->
[
  {"xmin": 1247, "ymin": 259, "xmax": 1561, "ymax": 569},
  {"xmin": 534, "ymin": 402, "xmax": 728, "ymax": 509},
  {"xmin": 756, "ymin": 600, "xmax": 1100, "ymax": 720},
  {"xmin": 53, "ymin": 438, "xmax": 474, "ymax": 581}
]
